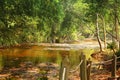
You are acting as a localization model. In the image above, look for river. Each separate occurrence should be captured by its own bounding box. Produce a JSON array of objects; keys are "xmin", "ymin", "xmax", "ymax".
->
[{"xmin": 0, "ymin": 42, "xmax": 101, "ymax": 79}]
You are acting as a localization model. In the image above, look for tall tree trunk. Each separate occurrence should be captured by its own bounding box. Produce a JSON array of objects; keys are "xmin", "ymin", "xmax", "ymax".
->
[
  {"xmin": 100, "ymin": 15, "xmax": 106, "ymax": 49},
  {"xmin": 96, "ymin": 13, "xmax": 103, "ymax": 52},
  {"xmin": 50, "ymin": 24, "xmax": 56, "ymax": 43},
  {"xmin": 103, "ymin": 18, "xmax": 106, "ymax": 49},
  {"xmin": 114, "ymin": 0, "xmax": 120, "ymax": 49}
]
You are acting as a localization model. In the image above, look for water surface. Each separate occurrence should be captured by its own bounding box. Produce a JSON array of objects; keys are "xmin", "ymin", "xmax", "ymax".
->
[{"xmin": 0, "ymin": 45, "xmax": 95, "ymax": 79}]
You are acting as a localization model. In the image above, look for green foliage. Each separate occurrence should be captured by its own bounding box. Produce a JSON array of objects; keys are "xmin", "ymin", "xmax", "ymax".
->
[
  {"xmin": 0, "ymin": 0, "xmax": 65, "ymax": 46},
  {"xmin": 107, "ymin": 42, "xmax": 117, "ymax": 50},
  {"xmin": 59, "ymin": 0, "xmax": 88, "ymax": 42},
  {"xmin": 0, "ymin": 0, "xmax": 120, "ymax": 46},
  {"xmin": 116, "ymin": 50, "xmax": 120, "ymax": 59},
  {"xmin": 37, "ymin": 77, "xmax": 48, "ymax": 80}
]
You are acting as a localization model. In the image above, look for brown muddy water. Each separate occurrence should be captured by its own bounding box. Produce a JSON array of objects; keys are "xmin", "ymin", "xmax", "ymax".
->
[{"xmin": 0, "ymin": 44, "xmax": 95, "ymax": 79}]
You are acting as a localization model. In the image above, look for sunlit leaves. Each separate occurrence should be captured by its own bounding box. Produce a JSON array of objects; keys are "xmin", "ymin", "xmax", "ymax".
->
[{"xmin": 2, "ymin": 0, "xmax": 120, "ymax": 46}]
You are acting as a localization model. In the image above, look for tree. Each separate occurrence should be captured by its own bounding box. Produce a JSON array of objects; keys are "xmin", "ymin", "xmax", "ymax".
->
[
  {"xmin": 60, "ymin": 0, "xmax": 88, "ymax": 42},
  {"xmin": 35, "ymin": 0, "xmax": 64, "ymax": 43},
  {"xmin": 83, "ymin": 0, "xmax": 112, "ymax": 51}
]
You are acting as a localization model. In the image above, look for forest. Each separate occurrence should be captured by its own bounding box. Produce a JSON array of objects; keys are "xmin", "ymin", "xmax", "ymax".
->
[
  {"xmin": 0, "ymin": 0, "xmax": 120, "ymax": 80},
  {"xmin": 0, "ymin": 0, "xmax": 119, "ymax": 47}
]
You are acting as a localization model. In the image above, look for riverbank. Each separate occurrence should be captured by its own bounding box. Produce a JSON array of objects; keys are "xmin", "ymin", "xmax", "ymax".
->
[{"xmin": 0, "ymin": 38, "xmax": 105, "ymax": 50}]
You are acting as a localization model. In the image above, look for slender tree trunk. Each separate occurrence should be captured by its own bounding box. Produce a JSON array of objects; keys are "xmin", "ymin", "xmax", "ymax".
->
[
  {"xmin": 103, "ymin": 20, "xmax": 106, "ymax": 49},
  {"xmin": 114, "ymin": 10, "xmax": 119, "ymax": 49},
  {"xmin": 101, "ymin": 15, "xmax": 107, "ymax": 49},
  {"xmin": 114, "ymin": 0, "xmax": 120, "ymax": 49},
  {"xmin": 51, "ymin": 24, "xmax": 56, "ymax": 43},
  {"xmin": 96, "ymin": 13, "xmax": 103, "ymax": 52}
]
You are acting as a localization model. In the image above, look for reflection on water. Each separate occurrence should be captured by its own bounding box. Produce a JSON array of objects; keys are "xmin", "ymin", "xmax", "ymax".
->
[{"xmin": 0, "ymin": 45, "xmax": 94, "ymax": 71}]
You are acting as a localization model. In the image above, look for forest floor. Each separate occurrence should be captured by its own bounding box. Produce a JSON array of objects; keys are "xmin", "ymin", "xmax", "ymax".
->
[{"xmin": 0, "ymin": 62, "xmax": 119, "ymax": 80}]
